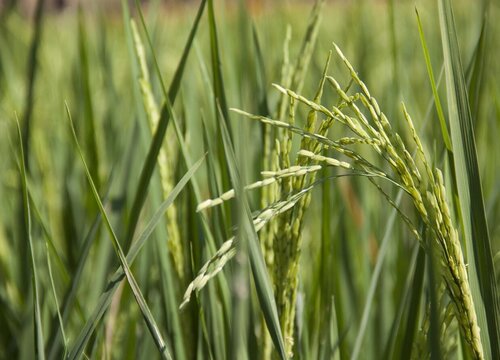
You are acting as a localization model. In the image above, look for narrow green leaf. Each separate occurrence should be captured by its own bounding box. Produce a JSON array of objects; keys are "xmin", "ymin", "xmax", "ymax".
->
[
  {"xmin": 323, "ymin": 297, "xmax": 340, "ymax": 360},
  {"xmin": 466, "ymin": 10, "xmax": 488, "ymax": 123},
  {"xmin": 415, "ymin": 7, "xmax": 452, "ymax": 151},
  {"xmin": 207, "ymin": 0, "xmax": 230, "ymax": 128},
  {"xmin": 45, "ymin": 242, "xmax": 68, "ymax": 358},
  {"xmin": 77, "ymin": 8, "xmax": 101, "ymax": 189},
  {"xmin": 15, "ymin": 117, "xmax": 45, "ymax": 360},
  {"xmin": 251, "ymin": 24, "xmax": 270, "ymax": 115},
  {"xmin": 206, "ymin": 0, "xmax": 233, "ymax": 211}
]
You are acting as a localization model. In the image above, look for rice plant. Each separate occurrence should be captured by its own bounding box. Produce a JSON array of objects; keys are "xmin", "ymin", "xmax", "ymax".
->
[{"xmin": 0, "ymin": 0, "xmax": 498, "ymax": 359}]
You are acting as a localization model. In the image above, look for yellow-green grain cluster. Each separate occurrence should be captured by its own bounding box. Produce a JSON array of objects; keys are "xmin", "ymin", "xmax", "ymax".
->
[
  {"xmin": 232, "ymin": 43, "xmax": 483, "ymax": 359},
  {"xmin": 267, "ymin": 44, "xmax": 483, "ymax": 359}
]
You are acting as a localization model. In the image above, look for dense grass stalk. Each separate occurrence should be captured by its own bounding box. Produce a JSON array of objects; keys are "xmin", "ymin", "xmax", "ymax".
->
[
  {"xmin": 65, "ymin": 5, "xmax": 211, "ymax": 348},
  {"xmin": 131, "ymin": 19, "xmax": 184, "ymax": 280},
  {"xmin": 122, "ymin": 0, "xmax": 207, "ymax": 253}
]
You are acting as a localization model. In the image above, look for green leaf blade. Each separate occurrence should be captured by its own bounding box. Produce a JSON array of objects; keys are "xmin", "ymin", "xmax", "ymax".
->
[{"xmin": 438, "ymin": 0, "xmax": 500, "ymax": 358}]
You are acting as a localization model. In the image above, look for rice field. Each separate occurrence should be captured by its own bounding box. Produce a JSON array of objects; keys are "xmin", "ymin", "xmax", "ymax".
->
[{"xmin": 0, "ymin": 0, "xmax": 499, "ymax": 359}]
